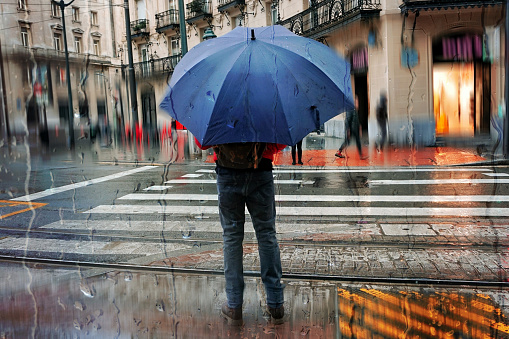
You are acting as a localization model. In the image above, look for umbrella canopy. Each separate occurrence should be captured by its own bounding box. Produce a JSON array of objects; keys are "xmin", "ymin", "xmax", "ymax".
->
[{"xmin": 160, "ymin": 25, "xmax": 354, "ymax": 147}]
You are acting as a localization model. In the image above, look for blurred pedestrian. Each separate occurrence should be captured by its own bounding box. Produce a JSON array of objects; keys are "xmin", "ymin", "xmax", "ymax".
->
[
  {"xmin": 291, "ymin": 139, "xmax": 303, "ymax": 165},
  {"xmin": 335, "ymin": 96, "xmax": 366, "ymax": 159},
  {"xmin": 376, "ymin": 92, "xmax": 388, "ymax": 151},
  {"xmin": 196, "ymin": 140, "xmax": 286, "ymax": 326}
]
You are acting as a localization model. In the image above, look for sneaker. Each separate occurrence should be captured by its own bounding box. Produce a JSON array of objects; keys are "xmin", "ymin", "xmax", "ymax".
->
[
  {"xmin": 298, "ymin": 161, "xmax": 304, "ymax": 165},
  {"xmin": 335, "ymin": 151, "xmax": 345, "ymax": 158},
  {"xmin": 360, "ymin": 154, "xmax": 368, "ymax": 160},
  {"xmin": 292, "ymin": 161, "xmax": 296, "ymax": 165},
  {"xmin": 266, "ymin": 305, "xmax": 284, "ymax": 324},
  {"xmin": 221, "ymin": 302, "xmax": 243, "ymax": 326}
]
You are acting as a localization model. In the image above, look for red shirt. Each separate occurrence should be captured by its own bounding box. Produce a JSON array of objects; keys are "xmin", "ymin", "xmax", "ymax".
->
[{"xmin": 195, "ymin": 138, "xmax": 285, "ymax": 162}]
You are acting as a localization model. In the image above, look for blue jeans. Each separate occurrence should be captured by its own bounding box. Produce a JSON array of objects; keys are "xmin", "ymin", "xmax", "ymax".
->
[{"xmin": 216, "ymin": 166, "xmax": 284, "ymax": 309}]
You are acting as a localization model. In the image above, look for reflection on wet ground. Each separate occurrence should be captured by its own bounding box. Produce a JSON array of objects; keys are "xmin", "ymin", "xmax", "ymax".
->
[
  {"xmin": 1, "ymin": 261, "xmax": 508, "ymax": 338},
  {"xmin": 1, "ymin": 130, "xmax": 490, "ymax": 168}
]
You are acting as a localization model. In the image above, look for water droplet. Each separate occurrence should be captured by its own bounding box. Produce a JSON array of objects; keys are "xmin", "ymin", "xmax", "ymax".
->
[
  {"xmin": 206, "ymin": 91, "xmax": 215, "ymax": 102},
  {"xmin": 80, "ymin": 282, "xmax": 95, "ymax": 298},
  {"xmin": 182, "ymin": 230, "xmax": 193, "ymax": 239},
  {"xmin": 156, "ymin": 300, "xmax": 165, "ymax": 312}
]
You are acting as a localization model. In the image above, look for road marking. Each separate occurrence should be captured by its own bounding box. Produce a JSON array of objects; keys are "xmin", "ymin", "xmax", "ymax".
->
[
  {"xmin": 181, "ymin": 174, "xmax": 203, "ymax": 178},
  {"xmin": 118, "ymin": 193, "xmax": 509, "ymax": 203},
  {"xmin": 381, "ymin": 224, "xmax": 436, "ymax": 236},
  {"xmin": 40, "ymin": 220, "xmax": 379, "ymax": 235},
  {"xmin": 143, "ymin": 186, "xmax": 173, "ymax": 191},
  {"xmin": 84, "ymin": 205, "xmax": 509, "ymax": 217},
  {"xmin": 165, "ymin": 179, "xmax": 315, "ymax": 185},
  {"xmin": 0, "ymin": 237, "xmax": 191, "ymax": 256},
  {"xmin": 11, "ymin": 166, "xmax": 159, "ymax": 202},
  {"xmin": 483, "ymin": 173, "xmax": 509, "ymax": 177},
  {"xmin": 369, "ymin": 179, "xmax": 509, "ymax": 186},
  {"xmin": 0, "ymin": 200, "xmax": 47, "ymax": 220},
  {"xmin": 196, "ymin": 168, "xmax": 493, "ymax": 174}
]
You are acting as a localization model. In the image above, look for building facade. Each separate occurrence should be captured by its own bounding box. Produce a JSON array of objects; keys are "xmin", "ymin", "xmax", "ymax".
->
[
  {"xmin": 1, "ymin": 0, "xmax": 506, "ymax": 152},
  {"xmin": 0, "ymin": 0, "xmax": 118, "ymax": 146}
]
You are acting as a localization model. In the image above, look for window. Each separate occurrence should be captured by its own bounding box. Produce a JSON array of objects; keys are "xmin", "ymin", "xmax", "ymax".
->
[
  {"xmin": 74, "ymin": 36, "xmax": 82, "ymax": 53},
  {"xmin": 72, "ymin": 7, "xmax": 80, "ymax": 22},
  {"xmin": 20, "ymin": 26, "xmax": 31, "ymax": 47},
  {"xmin": 170, "ymin": 37, "xmax": 179, "ymax": 56},
  {"xmin": 51, "ymin": 2, "xmax": 60, "ymax": 17},
  {"xmin": 271, "ymin": 2, "xmax": 278, "ymax": 25},
  {"xmin": 17, "ymin": 0, "xmax": 27, "ymax": 11},
  {"xmin": 90, "ymin": 11, "xmax": 98, "ymax": 26},
  {"xmin": 93, "ymin": 39, "xmax": 100, "ymax": 55},
  {"xmin": 53, "ymin": 33, "xmax": 62, "ymax": 51},
  {"xmin": 233, "ymin": 16, "xmax": 242, "ymax": 28}
]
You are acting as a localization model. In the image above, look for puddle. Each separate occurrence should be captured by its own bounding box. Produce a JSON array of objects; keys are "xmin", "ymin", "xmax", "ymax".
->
[{"xmin": 1, "ymin": 261, "xmax": 507, "ymax": 337}]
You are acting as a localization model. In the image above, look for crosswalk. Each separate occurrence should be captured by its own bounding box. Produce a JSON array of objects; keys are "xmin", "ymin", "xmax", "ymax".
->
[
  {"xmin": 2, "ymin": 165, "xmax": 508, "ymax": 262},
  {"xmin": 83, "ymin": 166, "xmax": 509, "ymax": 217}
]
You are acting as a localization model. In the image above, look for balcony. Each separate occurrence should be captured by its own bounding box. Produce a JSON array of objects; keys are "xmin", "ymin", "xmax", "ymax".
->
[
  {"xmin": 217, "ymin": 0, "xmax": 245, "ymax": 12},
  {"xmin": 133, "ymin": 55, "xmax": 182, "ymax": 79},
  {"xmin": 130, "ymin": 19, "xmax": 150, "ymax": 38},
  {"xmin": 155, "ymin": 9, "xmax": 180, "ymax": 33},
  {"xmin": 278, "ymin": 0, "xmax": 381, "ymax": 39},
  {"xmin": 399, "ymin": 0, "xmax": 502, "ymax": 12},
  {"xmin": 186, "ymin": 0, "xmax": 213, "ymax": 24}
]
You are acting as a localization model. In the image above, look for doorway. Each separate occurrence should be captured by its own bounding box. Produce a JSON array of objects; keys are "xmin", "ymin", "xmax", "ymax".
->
[
  {"xmin": 141, "ymin": 91, "xmax": 157, "ymax": 144},
  {"xmin": 354, "ymin": 73, "xmax": 369, "ymax": 134}
]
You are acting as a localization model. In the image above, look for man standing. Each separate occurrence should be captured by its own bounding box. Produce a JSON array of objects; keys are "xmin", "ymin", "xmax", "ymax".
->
[{"xmin": 204, "ymin": 142, "xmax": 286, "ymax": 326}]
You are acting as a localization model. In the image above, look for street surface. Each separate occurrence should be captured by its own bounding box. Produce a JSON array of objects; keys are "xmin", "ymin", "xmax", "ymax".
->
[{"xmin": 0, "ymin": 140, "xmax": 508, "ymax": 337}]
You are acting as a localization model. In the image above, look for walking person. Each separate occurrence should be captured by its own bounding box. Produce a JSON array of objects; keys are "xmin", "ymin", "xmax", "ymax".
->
[
  {"xmin": 376, "ymin": 92, "xmax": 388, "ymax": 152},
  {"xmin": 291, "ymin": 139, "xmax": 303, "ymax": 165},
  {"xmin": 335, "ymin": 95, "xmax": 367, "ymax": 159},
  {"xmin": 197, "ymin": 140, "xmax": 286, "ymax": 326}
]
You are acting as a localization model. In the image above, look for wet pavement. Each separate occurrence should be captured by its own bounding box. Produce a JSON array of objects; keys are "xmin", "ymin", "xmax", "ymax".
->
[
  {"xmin": 1, "ymin": 132, "xmax": 509, "ymax": 337},
  {"xmin": 2, "ymin": 260, "xmax": 508, "ymax": 338}
]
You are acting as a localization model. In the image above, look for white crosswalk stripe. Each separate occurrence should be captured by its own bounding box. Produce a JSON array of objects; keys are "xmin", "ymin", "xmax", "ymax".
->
[
  {"xmin": 86, "ymin": 205, "xmax": 509, "ymax": 217},
  {"xmin": 165, "ymin": 179, "xmax": 315, "ymax": 185},
  {"xmin": 118, "ymin": 193, "xmax": 509, "ymax": 203},
  {"xmin": 5, "ymin": 166, "xmax": 508, "ymax": 259}
]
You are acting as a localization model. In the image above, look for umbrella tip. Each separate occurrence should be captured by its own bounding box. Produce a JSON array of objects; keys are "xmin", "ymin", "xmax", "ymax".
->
[{"xmin": 251, "ymin": 29, "xmax": 255, "ymax": 40}]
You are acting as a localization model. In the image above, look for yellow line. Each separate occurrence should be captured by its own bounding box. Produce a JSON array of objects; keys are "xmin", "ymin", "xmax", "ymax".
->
[{"xmin": 0, "ymin": 200, "xmax": 47, "ymax": 220}]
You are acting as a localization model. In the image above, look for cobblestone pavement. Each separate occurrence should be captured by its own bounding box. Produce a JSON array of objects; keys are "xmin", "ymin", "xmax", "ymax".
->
[{"xmin": 152, "ymin": 220, "xmax": 509, "ymax": 283}]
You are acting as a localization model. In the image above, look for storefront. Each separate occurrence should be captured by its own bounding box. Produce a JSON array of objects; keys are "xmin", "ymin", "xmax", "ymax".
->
[{"xmin": 432, "ymin": 34, "xmax": 491, "ymax": 138}]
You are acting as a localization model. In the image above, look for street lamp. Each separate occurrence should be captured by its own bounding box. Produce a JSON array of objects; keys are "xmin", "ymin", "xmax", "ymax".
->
[
  {"xmin": 202, "ymin": 27, "xmax": 217, "ymax": 40},
  {"xmin": 124, "ymin": 0, "xmax": 138, "ymax": 140},
  {"xmin": 53, "ymin": 0, "xmax": 76, "ymax": 150}
]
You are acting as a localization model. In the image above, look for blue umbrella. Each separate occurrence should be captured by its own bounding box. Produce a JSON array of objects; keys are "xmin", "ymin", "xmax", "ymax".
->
[{"xmin": 160, "ymin": 25, "xmax": 354, "ymax": 147}]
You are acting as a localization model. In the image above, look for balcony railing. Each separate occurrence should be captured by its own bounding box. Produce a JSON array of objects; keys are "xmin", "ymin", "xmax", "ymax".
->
[
  {"xmin": 399, "ymin": 0, "xmax": 502, "ymax": 11},
  {"xmin": 186, "ymin": 0, "xmax": 213, "ymax": 24},
  {"xmin": 155, "ymin": 9, "xmax": 180, "ymax": 32},
  {"xmin": 133, "ymin": 55, "xmax": 182, "ymax": 79},
  {"xmin": 130, "ymin": 19, "xmax": 150, "ymax": 38},
  {"xmin": 217, "ymin": 0, "xmax": 245, "ymax": 12},
  {"xmin": 278, "ymin": 0, "xmax": 381, "ymax": 38}
]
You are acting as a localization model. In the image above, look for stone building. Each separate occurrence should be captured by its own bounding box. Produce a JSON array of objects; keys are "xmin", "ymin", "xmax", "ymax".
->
[{"xmin": 0, "ymin": 0, "xmax": 121, "ymax": 146}]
